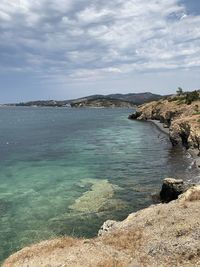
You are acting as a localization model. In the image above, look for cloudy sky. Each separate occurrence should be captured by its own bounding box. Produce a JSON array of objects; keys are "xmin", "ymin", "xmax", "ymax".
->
[{"xmin": 0, "ymin": 0, "xmax": 200, "ymax": 102}]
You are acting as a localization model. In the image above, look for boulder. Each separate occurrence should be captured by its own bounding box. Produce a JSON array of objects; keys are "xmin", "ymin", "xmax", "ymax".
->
[
  {"xmin": 128, "ymin": 111, "xmax": 142, "ymax": 120},
  {"xmin": 160, "ymin": 178, "xmax": 190, "ymax": 203},
  {"xmin": 98, "ymin": 220, "xmax": 117, "ymax": 236}
]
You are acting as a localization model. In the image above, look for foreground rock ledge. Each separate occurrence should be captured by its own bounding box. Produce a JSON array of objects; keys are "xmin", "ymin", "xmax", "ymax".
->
[{"xmin": 3, "ymin": 185, "xmax": 200, "ymax": 267}]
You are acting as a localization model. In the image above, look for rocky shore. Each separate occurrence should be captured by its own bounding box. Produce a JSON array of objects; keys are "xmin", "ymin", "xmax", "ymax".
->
[
  {"xmin": 3, "ymin": 181, "xmax": 200, "ymax": 267},
  {"xmin": 129, "ymin": 95, "xmax": 200, "ymax": 168},
  {"xmin": 3, "ymin": 94, "xmax": 200, "ymax": 267}
]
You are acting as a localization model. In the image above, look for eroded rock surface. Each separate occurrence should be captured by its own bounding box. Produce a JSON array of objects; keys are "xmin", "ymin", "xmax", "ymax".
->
[
  {"xmin": 160, "ymin": 178, "xmax": 191, "ymax": 203},
  {"xmin": 129, "ymin": 98, "xmax": 200, "ymax": 157}
]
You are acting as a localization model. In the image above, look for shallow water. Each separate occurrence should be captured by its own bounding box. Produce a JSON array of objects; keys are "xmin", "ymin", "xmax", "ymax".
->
[{"xmin": 0, "ymin": 107, "xmax": 197, "ymax": 262}]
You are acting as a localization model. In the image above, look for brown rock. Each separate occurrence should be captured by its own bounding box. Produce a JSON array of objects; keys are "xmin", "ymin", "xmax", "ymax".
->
[{"xmin": 132, "ymin": 98, "xmax": 200, "ymax": 153}]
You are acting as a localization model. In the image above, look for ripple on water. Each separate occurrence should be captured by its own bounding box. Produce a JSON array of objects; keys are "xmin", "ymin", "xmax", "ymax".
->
[{"xmin": 0, "ymin": 199, "xmax": 11, "ymax": 216}]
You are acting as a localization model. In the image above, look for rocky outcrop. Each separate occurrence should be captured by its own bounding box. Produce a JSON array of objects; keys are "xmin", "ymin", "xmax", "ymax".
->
[
  {"xmin": 170, "ymin": 117, "xmax": 200, "ymax": 151},
  {"xmin": 98, "ymin": 220, "xmax": 117, "ymax": 236},
  {"xmin": 160, "ymin": 178, "xmax": 191, "ymax": 203},
  {"xmin": 3, "ymin": 185, "xmax": 200, "ymax": 267},
  {"xmin": 129, "ymin": 98, "xmax": 200, "ymax": 156},
  {"xmin": 128, "ymin": 111, "xmax": 141, "ymax": 119}
]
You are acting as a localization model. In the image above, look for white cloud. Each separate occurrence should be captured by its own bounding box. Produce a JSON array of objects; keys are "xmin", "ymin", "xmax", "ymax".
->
[
  {"xmin": 77, "ymin": 6, "xmax": 113, "ymax": 24},
  {"xmin": 0, "ymin": 0, "xmax": 199, "ymax": 83}
]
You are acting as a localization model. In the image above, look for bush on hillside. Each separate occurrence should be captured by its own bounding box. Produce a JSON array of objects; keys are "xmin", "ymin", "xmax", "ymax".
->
[
  {"xmin": 176, "ymin": 87, "xmax": 184, "ymax": 96},
  {"xmin": 185, "ymin": 90, "xmax": 199, "ymax": 105}
]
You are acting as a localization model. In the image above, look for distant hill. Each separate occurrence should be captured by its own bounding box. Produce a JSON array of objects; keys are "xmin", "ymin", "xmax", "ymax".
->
[
  {"xmin": 70, "ymin": 92, "xmax": 163, "ymax": 106},
  {"xmin": 106, "ymin": 92, "xmax": 162, "ymax": 104},
  {"xmin": 70, "ymin": 98, "xmax": 136, "ymax": 108},
  {"xmin": 10, "ymin": 92, "xmax": 163, "ymax": 108}
]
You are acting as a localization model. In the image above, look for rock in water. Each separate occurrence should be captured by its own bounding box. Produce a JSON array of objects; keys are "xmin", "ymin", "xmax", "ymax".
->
[
  {"xmin": 128, "ymin": 111, "xmax": 142, "ymax": 120},
  {"xmin": 160, "ymin": 178, "xmax": 189, "ymax": 203}
]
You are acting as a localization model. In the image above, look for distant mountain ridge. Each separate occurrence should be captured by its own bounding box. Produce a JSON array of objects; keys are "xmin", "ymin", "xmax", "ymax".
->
[
  {"xmin": 11, "ymin": 92, "xmax": 163, "ymax": 107},
  {"xmin": 70, "ymin": 92, "xmax": 162, "ymax": 106}
]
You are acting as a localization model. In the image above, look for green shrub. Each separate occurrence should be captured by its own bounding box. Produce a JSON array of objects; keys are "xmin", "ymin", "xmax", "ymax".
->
[
  {"xmin": 176, "ymin": 87, "xmax": 184, "ymax": 96},
  {"xmin": 185, "ymin": 91, "xmax": 199, "ymax": 105}
]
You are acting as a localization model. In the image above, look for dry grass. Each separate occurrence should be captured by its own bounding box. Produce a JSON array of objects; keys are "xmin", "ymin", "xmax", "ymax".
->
[
  {"xmin": 180, "ymin": 186, "xmax": 200, "ymax": 202},
  {"xmin": 186, "ymin": 190, "xmax": 200, "ymax": 201},
  {"xmin": 3, "ymin": 237, "xmax": 79, "ymax": 267},
  {"xmin": 181, "ymin": 202, "xmax": 188, "ymax": 209},
  {"xmin": 95, "ymin": 258, "xmax": 127, "ymax": 267},
  {"xmin": 175, "ymin": 224, "xmax": 189, "ymax": 237},
  {"xmin": 102, "ymin": 228, "xmax": 143, "ymax": 252}
]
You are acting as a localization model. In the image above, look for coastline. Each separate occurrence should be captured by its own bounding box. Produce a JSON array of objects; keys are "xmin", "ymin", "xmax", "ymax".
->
[
  {"xmin": 1, "ymin": 107, "xmax": 175, "ymax": 264},
  {"xmin": 3, "ymin": 184, "xmax": 200, "ymax": 267},
  {"xmin": 2, "ymin": 102, "xmax": 200, "ymax": 266},
  {"xmin": 129, "ymin": 97, "xmax": 200, "ymax": 173},
  {"xmin": 148, "ymin": 119, "xmax": 169, "ymax": 135},
  {"xmin": 137, "ymin": 118, "xmax": 200, "ymax": 174},
  {"xmin": 149, "ymin": 119, "xmax": 200, "ymax": 171},
  {"xmin": 139, "ymin": 118, "xmax": 200, "ymax": 180}
]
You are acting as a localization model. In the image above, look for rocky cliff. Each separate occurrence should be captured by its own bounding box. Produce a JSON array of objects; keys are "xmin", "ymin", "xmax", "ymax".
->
[
  {"xmin": 3, "ymin": 185, "xmax": 200, "ymax": 267},
  {"xmin": 129, "ymin": 96, "xmax": 200, "ymax": 157}
]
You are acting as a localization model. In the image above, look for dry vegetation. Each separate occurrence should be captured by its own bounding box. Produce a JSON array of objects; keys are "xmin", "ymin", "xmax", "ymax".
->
[
  {"xmin": 179, "ymin": 186, "xmax": 200, "ymax": 202},
  {"xmin": 101, "ymin": 228, "xmax": 143, "ymax": 252},
  {"xmin": 96, "ymin": 259, "xmax": 126, "ymax": 267},
  {"xmin": 3, "ymin": 237, "xmax": 80, "ymax": 267}
]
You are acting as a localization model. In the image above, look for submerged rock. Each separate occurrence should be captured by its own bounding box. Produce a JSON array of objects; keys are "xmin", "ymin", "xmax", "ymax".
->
[
  {"xmin": 160, "ymin": 178, "xmax": 191, "ymax": 203},
  {"xmin": 69, "ymin": 179, "xmax": 125, "ymax": 213}
]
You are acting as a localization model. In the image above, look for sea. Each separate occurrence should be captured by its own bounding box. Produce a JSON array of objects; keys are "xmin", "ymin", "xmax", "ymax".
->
[{"xmin": 0, "ymin": 107, "xmax": 198, "ymax": 262}]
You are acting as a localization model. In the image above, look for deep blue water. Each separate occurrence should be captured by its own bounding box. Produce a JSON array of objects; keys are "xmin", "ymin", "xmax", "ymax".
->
[{"xmin": 0, "ymin": 107, "xmax": 197, "ymax": 262}]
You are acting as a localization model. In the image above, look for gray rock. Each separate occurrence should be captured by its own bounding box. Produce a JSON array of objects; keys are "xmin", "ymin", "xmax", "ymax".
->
[
  {"xmin": 195, "ymin": 158, "xmax": 200, "ymax": 169},
  {"xmin": 128, "ymin": 111, "xmax": 142, "ymax": 120},
  {"xmin": 160, "ymin": 178, "xmax": 191, "ymax": 203}
]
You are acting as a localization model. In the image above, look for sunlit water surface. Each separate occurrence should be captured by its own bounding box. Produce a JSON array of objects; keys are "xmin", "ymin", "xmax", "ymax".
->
[{"xmin": 0, "ymin": 107, "xmax": 198, "ymax": 262}]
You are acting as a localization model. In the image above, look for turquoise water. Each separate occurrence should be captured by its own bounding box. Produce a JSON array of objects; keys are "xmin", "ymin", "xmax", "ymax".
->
[{"xmin": 0, "ymin": 107, "xmax": 196, "ymax": 262}]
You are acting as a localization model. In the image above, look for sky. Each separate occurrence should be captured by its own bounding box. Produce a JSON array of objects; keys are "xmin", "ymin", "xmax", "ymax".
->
[{"xmin": 0, "ymin": 0, "xmax": 200, "ymax": 103}]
